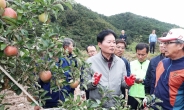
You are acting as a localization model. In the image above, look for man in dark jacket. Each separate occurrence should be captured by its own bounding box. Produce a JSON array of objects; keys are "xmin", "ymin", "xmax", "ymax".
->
[
  {"xmin": 119, "ymin": 30, "xmax": 127, "ymax": 42},
  {"xmin": 144, "ymin": 32, "xmax": 167, "ymax": 94}
]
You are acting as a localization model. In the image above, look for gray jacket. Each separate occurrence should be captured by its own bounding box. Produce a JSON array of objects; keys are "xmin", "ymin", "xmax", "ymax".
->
[{"xmin": 86, "ymin": 52, "xmax": 128, "ymax": 108}]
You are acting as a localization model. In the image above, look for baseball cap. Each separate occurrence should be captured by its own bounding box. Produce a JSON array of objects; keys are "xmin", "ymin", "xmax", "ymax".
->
[{"xmin": 158, "ymin": 28, "xmax": 184, "ymax": 42}]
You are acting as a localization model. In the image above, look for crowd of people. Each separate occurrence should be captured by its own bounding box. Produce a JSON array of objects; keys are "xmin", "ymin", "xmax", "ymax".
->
[{"xmin": 35, "ymin": 28, "xmax": 184, "ymax": 110}]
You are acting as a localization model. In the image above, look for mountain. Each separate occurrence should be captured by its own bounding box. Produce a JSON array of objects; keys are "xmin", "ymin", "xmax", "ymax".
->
[
  {"xmin": 51, "ymin": 4, "xmax": 180, "ymax": 49},
  {"xmin": 103, "ymin": 12, "xmax": 179, "ymax": 44}
]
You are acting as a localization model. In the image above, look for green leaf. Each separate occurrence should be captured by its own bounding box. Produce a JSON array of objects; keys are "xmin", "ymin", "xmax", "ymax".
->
[
  {"xmin": 55, "ymin": 4, "xmax": 64, "ymax": 11},
  {"xmin": 90, "ymin": 103, "xmax": 99, "ymax": 108},
  {"xmin": 134, "ymin": 97, "xmax": 142, "ymax": 108},
  {"xmin": 64, "ymin": 2, "xmax": 72, "ymax": 10},
  {"xmin": 42, "ymin": 97, "xmax": 52, "ymax": 101},
  {"xmin": 17, "ymin": 9, "xmax": 23, "ymax": 13},
  {"xmin": 2, "ymin": 16, "xmax": 17, "ymax": 25},
  {"xmin": 82, "ymin": 83, "xmax": 87, "ymax": 90},
  {"xmin": 52, "ymin": 10, "xmax": 58, "ymax": 19},
  {"xmin": 0, "ymin": 104, "xmax": 5, "ymax": 110},
  {"xmin": 49, "ymin": 61, "xmax": 55, "ymax": 68},
  {"xmin": 48, "ymin": 52, "xmax": 53, "ymax": 58},
  {"xmin": 40, "ymin": 90, "xmax": 48, "ymax": 98},
  {"xmin": 28, "ymin": 20, "xmax": 33, "ymax": 27},
  {"xmin": 1, "ymin": 44, "xmax": 6, "ymax": 50},
  {"xmin": 95, "ymin": 99, "xmax": 101, "ymax": 105}
]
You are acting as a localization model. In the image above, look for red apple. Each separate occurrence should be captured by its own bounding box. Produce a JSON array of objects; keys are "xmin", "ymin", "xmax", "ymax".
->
[
  {"xmin": 4, "ymin": 46, "xmax": 18, "ymax": 56},
  {"xmin": 70, "ymin": 80, "xmax": 79, "ymax": 88},
  {"xmin": 2, "ymin": 7, "xmax": 17, "ymax": 19},
  {"xmin": 39, "ymin": 71, "xmax": 52, "ymax": 83}
]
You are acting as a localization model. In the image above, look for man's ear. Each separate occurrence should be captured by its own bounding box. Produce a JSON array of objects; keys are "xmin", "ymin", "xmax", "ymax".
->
[
  {"xmin": 64, "ymin": 46, "xmax": 67, "ymax": 49},
  {"xmin": 98, "ymin": 42, "xmax": 101, "ymax": 49},
  {"xmin": 182, "ymin": 44, "xmax": 184, "ymax": 51},
  {"xmin": 178, "ymin": 44, "xmax": 184, "ymax": 50}
]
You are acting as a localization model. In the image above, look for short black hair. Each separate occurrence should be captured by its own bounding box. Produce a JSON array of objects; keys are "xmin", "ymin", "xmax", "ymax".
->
[
  {"xmin": 86, "ymin": 45, "xmax": 96, "ymax": 52},
  {"xmin": 97, "ymin": 29, "xmax": 117, "ymax": 43},
  {"xmin": 135, "ymin": 43, "xmax": 149, "ymax": 53}
]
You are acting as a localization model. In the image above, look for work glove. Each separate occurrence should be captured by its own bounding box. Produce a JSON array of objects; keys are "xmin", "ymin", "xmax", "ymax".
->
[
  {"xmin": 92, "ymin": 72, "xmax": 102, "ymax": 86},
  {"xmin": 143, "ymin": 94, "xmax": 156, "ymax": 107},
  {"xmin": 125, "ymin": 74, "xmax": 136, "ymax": 86},
  {"xmin": 143, "ymin": 94, "xmax": 163, "ymax": 109}
]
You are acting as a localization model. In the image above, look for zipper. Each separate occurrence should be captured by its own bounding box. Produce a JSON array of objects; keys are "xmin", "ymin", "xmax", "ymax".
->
[{"xmin": 164, "ymin": 60, "xmax": 172, "ymax": 79}]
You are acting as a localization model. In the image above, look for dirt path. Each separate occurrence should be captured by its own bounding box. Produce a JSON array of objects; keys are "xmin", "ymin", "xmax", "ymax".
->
[{"xmin": 0, "ymin": 86, "xmax": 82, "ymax": 110}]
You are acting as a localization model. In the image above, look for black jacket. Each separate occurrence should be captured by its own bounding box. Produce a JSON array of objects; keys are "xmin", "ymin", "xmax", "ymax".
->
[
  {"xmin": 144, "ymin": 54, "xmax": 165, "ymax": 94},
  {"xmin": 119, "ymin": 34, "xmax": 127, "ymax": 42}
]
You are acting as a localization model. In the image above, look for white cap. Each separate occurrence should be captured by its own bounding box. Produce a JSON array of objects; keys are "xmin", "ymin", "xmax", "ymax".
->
[{"xmin": 158, "ymin": 28, "xmax": 184, "ymax": 42}]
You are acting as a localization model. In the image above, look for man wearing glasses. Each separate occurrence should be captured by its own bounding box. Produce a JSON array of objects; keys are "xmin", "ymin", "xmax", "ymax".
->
[
  {"xmin": 144, "ymin": 28, "xmax": 184, "ymax": 109},
  {"xmin": 86, "ymin": 45, "xmax": 97, "ymax": 57}
]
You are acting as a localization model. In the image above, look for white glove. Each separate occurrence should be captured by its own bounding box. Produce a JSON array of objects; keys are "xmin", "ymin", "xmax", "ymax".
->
[{"xmin": 143, "ymin": 97, "xmax": 149, "ymax": 107}]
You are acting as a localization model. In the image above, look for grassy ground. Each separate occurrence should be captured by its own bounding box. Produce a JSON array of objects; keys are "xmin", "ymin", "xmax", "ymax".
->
[
  {"xmin": 124, "ymin": 50, "xmax": 159, "ymax": 62},
  {"xmin": 124, "ymin": 42, "xmax": 160, "ymax": 61}
]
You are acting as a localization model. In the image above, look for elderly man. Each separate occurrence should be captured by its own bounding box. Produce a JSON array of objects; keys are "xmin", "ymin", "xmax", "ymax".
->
[
  {"xmin": 86, "ymin": 29, "xmax": 135, "ymax": 108},
  {"xmin": 144, "ymin": 28, "xmax": 184, "ymax": 109},
  {"xmin": 119, "ymin": 30, "xmax": 127, "ymax": 42},
  {"xmin": 37, "ymin": 38, "xmax": 79, "ymax": 109}
]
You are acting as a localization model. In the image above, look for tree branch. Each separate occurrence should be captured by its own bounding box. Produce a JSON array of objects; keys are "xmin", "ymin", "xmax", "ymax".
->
[{"xmin": 0, "ymin": 36, "xmax": 9, "ymax": 44}]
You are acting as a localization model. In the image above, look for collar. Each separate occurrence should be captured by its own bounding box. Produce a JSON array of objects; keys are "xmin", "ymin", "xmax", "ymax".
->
[
  {"xmin": 100, "ymin": 51, "xmax": 114, "ymax": 62},
  {"xmin": 139, "ymin": 60, "xmax": 147, "ymax": 64}
]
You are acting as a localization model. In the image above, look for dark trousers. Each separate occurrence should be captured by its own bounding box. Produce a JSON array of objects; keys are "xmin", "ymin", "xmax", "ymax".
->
[
  {"xmin": 85, "ymin": 90, "xmax": 89, "ymax": 99},
  {"xmin": 127, "ymin": 95, "xmax": 144, "ymax": 110},
  {"xmin": 121, "ymin": 87, "xmax": 126, "ymax": 99},
  {"xmin": 150, "ymin": 42, "xmax": 156, "ymax": 54}
]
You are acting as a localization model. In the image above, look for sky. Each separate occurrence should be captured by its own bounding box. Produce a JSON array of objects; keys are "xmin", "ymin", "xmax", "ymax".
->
[{"xmin": 75, "ymin": 0, "xmax": 184, "ymax": 28}]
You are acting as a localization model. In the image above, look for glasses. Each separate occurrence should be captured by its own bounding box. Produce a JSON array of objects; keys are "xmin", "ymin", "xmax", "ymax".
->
[
  {"xmin": 88, "ymin": 50, "xmax": 96, "ymax": 53},
  {"xmin": 163, "ymin": 41, "xmax": 179, "ymax": 45},
  {"xmin": 158, "ymin": 42, "xmax": 164, "ymax": 45}
]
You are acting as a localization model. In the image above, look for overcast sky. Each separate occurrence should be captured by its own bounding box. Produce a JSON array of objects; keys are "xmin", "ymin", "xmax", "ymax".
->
[{"xmin": 75, "ymin": 0, "xmax": 184, "ymax": 28}]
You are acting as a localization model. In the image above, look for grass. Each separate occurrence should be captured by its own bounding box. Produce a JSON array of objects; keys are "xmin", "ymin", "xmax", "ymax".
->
[
  {"xmin": 124, "ymin": 50, "xmax": 159, "ymax": 62},
  {"xmin": 125, "ymin": 42, "xmax": 160, "ymax": 61}
]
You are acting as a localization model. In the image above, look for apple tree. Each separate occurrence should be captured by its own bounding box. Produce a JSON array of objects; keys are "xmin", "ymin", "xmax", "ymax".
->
[
  {"xmin": 0, "ymin": 0, "xmax": 155, "ymax": 109},
  {"xmin": 0, "ymin": 0, "xmax": 87, "ymax": 108}
]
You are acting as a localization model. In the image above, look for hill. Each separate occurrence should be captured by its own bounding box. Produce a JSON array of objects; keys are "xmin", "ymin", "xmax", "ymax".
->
[
  {"xmin": 51, "ymin": 4, "xmax": 180, "ymax": 49},
  {"xmin": 104, "ymin": 12, "xmax": 180, "ymax": 44}
]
